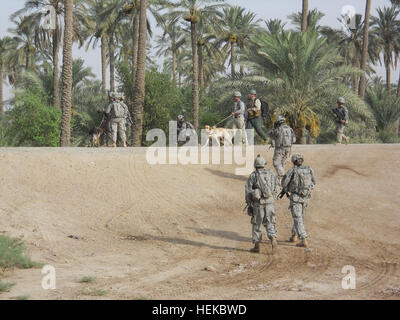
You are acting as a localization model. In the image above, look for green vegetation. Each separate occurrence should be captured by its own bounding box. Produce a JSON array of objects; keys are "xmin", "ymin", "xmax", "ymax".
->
[
  {"xmin": 80, "ymin": 287, "xmax": 108, "ymax": 297},
  {"xmin": 0, "ymin": 0, "xmax": 398, "ymax": 145},
  {"xmin": 0, "ymin": 235, "xmax": 40, "ymax": 271},
  {"xmin": 78, "ymin": 276, "xmax": 96, "ymax": 284},
  {"xmin": 0, "ymin": 234, "xmax": 40, "ymax": 295},
  {"xmin": 0, "ymin": 280, "xmax": 15, "ymax": 293}
]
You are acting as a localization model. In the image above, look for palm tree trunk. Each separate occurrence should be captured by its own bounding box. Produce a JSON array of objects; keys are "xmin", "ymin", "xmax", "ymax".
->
[
  {"xmin": 301, "ymin": 0, "xmax": 309, "ymax": 32},
  {"xmin": 385, "ymin": 55, "xmax": 391, "ymax": 95},
  {"xmin": 191, "ymin": 21, "xmax": 200, "ymax": 129},
  {"xmin": 397, "ymin": 70, "xmax": 400, "ymax": 97},
  {"xmin": 179, "ymin": 72, "xmax": 182, "ymax": 89},
  {"xmin": 198, "ymin": 43, "xmax": 204, "ymax": 87},
  {"xmin": 60, "ymin": 0, "xmax": 73, "ymax": 147},
  {"xmin": 231, "ymin": 41, "xmax": 235, "ymax": 75},
  {"xmin": 132, "ymin": 0, "xmax": 147, "ymax": 147},
  {"xmin": 101, "ymin": 36, "xmax": 107, "ymax": 96},
  {"xmin": 172, "ymin": 50, "xmax": 177, "ymax": 86},
  {"xmin": 52, "ymin": 19, "xmax": 60, "ymax": 108},
  {"xmin": 109, "ymin": 35, "xmax": 115, "ymax": 92},
  {"xmin": 132, "ymin": 12, "xmax": 140, "ymax": 72},
  {"xmin": 0, "ymin": 63, "xmax": 3, "ymax": 116},
  {"xmin": 358, "ymin": 0, "xmax": 371, "ymax": 99}
]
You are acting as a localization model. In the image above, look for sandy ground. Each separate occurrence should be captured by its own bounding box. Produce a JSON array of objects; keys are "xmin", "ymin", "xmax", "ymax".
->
[{"xmin": 0, "ymin": 144, "xmax": 399, "ymax": 300}]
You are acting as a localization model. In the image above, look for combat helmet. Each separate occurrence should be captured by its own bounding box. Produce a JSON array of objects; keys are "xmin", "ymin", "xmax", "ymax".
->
[
  {"xmin": 274, "ymin": 115, "xmax": 286, "ymax": 126},
  {"xmin": 249, "ymin": 89, "xmax": 257, "ymax": 95},
  {"xmin": 337, "ymin": 97, "xmax": 345, "ymax": 104},
  {"xmin": 233, "ymin": 91, "xmax": 242, "ymax": 97},
  {"xmin": 177, "ymin": 115, "xmax": 185, "ymax": 121},
  {"xmin": 254, "ymin": 155, "xmax": 267, "ymax": 169},
  {"xmin": 291, "ymin": 154, "xmax": 304, "ymax": 165}
]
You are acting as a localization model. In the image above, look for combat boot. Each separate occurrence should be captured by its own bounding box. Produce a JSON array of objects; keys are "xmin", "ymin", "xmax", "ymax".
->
[
  {"xmin": 250, "ymin": 242, "xmax": 260, "ymax": 253},
  {"xmin": 345, "ymin": 137, "xmax": 350, "ymax": 145},
  {"xmin": 296, "ymin": 238, "xmax": 309, "ymax": 248},
  {"xmin": 110, "ymin": 143, "xmax": 117, "ymax": 148},
  {"xmin": 123, "ymin": 141, "xmax": 127, "ymax": 148},
  {"xmin": 289, "ymin": 234, "xmax": 298, "ymax": 243}
]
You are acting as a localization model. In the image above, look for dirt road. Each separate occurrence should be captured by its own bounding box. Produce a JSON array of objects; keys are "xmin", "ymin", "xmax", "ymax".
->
[{"xmin": 0, "ymin": 145, "xmax": 399, "ymax": 300}]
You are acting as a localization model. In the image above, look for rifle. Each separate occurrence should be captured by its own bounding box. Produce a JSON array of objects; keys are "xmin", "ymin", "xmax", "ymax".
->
[
  {"xmin": 278, "ymin": 170, "xmax": 294, "ymax": 200},
  {"xmin": 332, "ymin": 108, "xmax": 346, "ymax": 121},
  {"xmin": 278, "ymin": 189, "xmax": 289, "ymax": 199},
  {"xmin": 244, "ymin": 203, "xmax": 254, "ymax": 216}
]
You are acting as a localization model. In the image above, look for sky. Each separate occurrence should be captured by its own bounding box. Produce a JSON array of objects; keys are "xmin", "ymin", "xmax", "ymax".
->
[{"xmin": 0, "ymin": 0, "xmax": 395, "ymax": 101}]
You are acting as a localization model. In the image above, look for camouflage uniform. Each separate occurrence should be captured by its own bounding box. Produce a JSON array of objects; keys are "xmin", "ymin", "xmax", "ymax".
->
[
  {"xmin": 232, "ymin": 92, "xmax": 247, "ymax": 144},
  {"xmin": 269, "ymin": 117, "xmax": 296, "ymax": 178},
  {"xmin": 333, "ymin": 101, "xmax": 349, "ymax": 144},
  {"xmin": 104, "ymin": 93, "xmax": 130, "ymax": 146},
  {"xmin": 245, "ymin": 156, "xmax": 280, "ymax": 246},
  {"xmin": 281, "ymin": 155, "xmax": 316, "ymax": 242}
]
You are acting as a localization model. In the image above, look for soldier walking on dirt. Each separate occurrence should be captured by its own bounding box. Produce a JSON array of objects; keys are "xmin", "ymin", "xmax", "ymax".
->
[
  {"xmin": 280, "ymin": 154, "xmax": 316, "ymax": 248},
  {"xmin": 268, "ymin": 116, "xmax": 296, "ymax": 179},
  {"xmin": 104, "ymin": 92, "xmax": 130, "ymax": 148},
  {"xmin": 246, "ymin": 90, "xmax": 268, "ymax": 145},
  {"xmin": 177, "ymin": 115, "xmax": 196, "ymax": 146},
  {"xmin": 232, "ymin": 91, "xmax": 247, "ymax": 145},
  {"xmin": 333, "ymin": 97, "xmax": 350, "ymax": 145},
  {"xmin": 245, "ymin": 155, "xmax": 280, "ymax": 253}
]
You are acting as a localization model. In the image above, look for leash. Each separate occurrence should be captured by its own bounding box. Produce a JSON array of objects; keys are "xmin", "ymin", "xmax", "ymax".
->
[{"xmin": 212, "ymin": 114, "xmax": 233, "ymax": 128}]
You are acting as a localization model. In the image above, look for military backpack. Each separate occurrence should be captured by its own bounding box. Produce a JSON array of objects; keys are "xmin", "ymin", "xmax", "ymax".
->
[
  {"xmin": 288, "ymin": 166, "xmax": 314, "ymax": 197},
  {"xmin": 111, "ymin": 102, "xmax": 126, "ymax": 118}
]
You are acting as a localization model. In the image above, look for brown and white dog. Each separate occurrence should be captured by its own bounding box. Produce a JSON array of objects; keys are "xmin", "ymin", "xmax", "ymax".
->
[
  {"xmin": 203, "ymin": 125, "xmax": 234, "ymax": 147},
  {"xmin": 88, "ymin": 127, "xmax": 105, "ymax": 148}
]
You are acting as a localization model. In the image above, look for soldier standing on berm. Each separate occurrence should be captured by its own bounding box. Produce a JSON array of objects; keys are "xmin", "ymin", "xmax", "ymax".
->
[
  {"xmin": 280, "ymin": 154, "xmax": 316, "ymax": 248},
  {"xmin": 333, "ymin": 97, "xmax": 350, "ymax": 145},
  {"xmin": 104, "ymin": 92, "xmax": 130, "ymax": 148},
  {"xmin": 245, "ymin": 155, "xmax": 280, "ymax": 253},
  {"xmin": 269, "ymin": 116, "xmax": 296, "ymax": 179}
]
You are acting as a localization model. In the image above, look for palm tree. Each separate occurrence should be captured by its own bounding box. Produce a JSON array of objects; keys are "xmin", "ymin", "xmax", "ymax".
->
[
  {"xmin": 155, "ymin": 16, "xmax": 186, "ymax": 86},
  {"xmin": 132, "ymin": 0, "xmax": 148, "ymax": 146},
  {"xmin": 265, "ymin": 19, "xmax": 286, "ymax": 36},
  {"xmin": 366, "ymin": 83, "xmax": 400, "ymax": 142},
  {"xmin": 321, "ymin": 15, "xmax": 364, "ymax": 93},
  {"xmin": 11, "ymin": 0, "xmax": 64, "ymax": 108},
  {"xmin": 0, "ymin": 37, "xmax": 13, "ymax": 116},
  {"xmin": 359, "ymin": 0, "xmax": 372, "ymax": 99},
  {"xmin": 370, "ymin": 6, "xmax": 400, "ymax": 95},
  {"xmin": 301, "ymin": 0, "xmax": 309, "ymax": 32},
  {"xmin": 214, "ymin": 6, "xmax": 260, "ymax": 76},
  {"xmin": 170, "ymin": 0, "xmax": 225, "ymax": 129},
  {"xmin": 60, "ymin": 0, "xmax": 73, "ymax": 146},
  {"xmin": 289, "ymin": 8, "xmax": 325, "ymax": 33},
  {"xmin": 8, "ymin": 16, "xmax": 37, "ymax": 71}
]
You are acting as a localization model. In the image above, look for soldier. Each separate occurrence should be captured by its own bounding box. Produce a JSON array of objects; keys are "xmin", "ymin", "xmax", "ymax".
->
[
  {"xmin": 333, "ymin": 97, "xmax": 350, "ymax": 145},
  {"xmin": 268, "ymin": 116, "xmax": 296, "ymax": 179},
  {"xmin": 100, "ymin": 92, "xmax": 115, "ymax": 147},
  {"xmin": 245, "ymin": 155, "xmax": 280, "ymax": 253},
  {"xmin": 246, "ymin": 90, "xmax": 268, "ymax": 145},
  {"xmin": 177, "ymin": 115, "xmax": 196, "ymax": 145},
  {"xmin": 232, "ymin": 91, "xmax": 247, "ymax": 145},
  {"xmin": 104, "ymin": 92, "xmax": 130, "ymax": 147},
  {"xmin": 280, "ymin": 154, "xmax": 316, "ymax": 248},
  {"xmin": 117, "ymin": 93, "xmax": 134, "ymax": 145}
]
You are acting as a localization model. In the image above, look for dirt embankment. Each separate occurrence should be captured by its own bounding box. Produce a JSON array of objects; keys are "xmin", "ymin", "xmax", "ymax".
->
[{"xmin": 0, "ymin": 145, "xmax": 399, "ymax": 300}]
